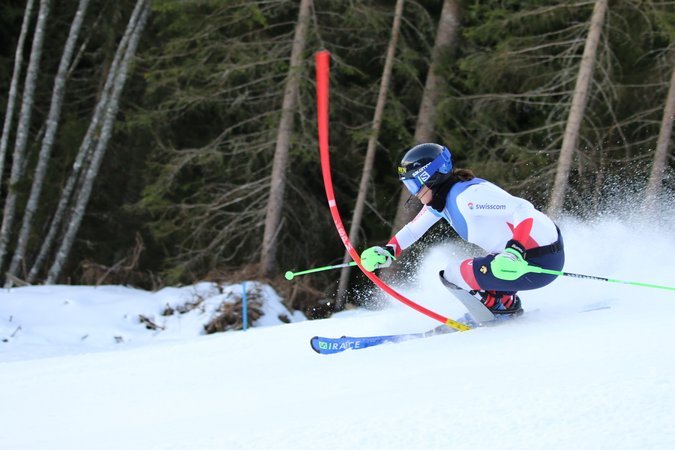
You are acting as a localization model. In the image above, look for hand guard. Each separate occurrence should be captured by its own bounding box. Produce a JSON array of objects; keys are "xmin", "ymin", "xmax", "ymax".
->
[
  {"xmin": 490, "ymin": 240, "xmax": 528, "ymax": 281},
  {"xmin": 360, "ymin": 246, "xmax": 396, "ymax": 272}
]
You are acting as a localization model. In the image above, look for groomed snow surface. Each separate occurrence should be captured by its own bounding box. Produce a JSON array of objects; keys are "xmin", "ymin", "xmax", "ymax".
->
[{"xmin": 1, "ymin": 216, "xmax": 674, "ymax": 450}]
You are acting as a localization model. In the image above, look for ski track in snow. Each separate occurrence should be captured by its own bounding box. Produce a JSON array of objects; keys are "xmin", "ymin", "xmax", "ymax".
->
[{"xmin": 1, "ymin": 217, "xmax": 675, "ymax": 449}]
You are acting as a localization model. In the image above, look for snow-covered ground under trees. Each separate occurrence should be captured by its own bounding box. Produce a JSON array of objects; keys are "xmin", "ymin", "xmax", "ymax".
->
[{"xmin": 1, "ymin": 215, "xmax": 675, "ymax": 450}]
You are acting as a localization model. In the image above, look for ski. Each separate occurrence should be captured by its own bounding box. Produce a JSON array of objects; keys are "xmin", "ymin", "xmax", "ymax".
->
[
  {"xmin": 438, "ymin": 271, "xmax": 498, "ymax": 322},
  {"xmin": 311, "ymin": 276, "xmax": 528, "ymax": 355},
  {"xmin": 310, "ymin": 326, "xmax": 451, "ymax": 355},
  {"xmin": 310, "ymin": 313, "xmax": 520, "ymax": 355},
  {"xmin": 310, "ymin": 285, "xmax": 613, "ymax": 354},
  {"xmin": 311, "ymin": 331, "xmax": 429, "ymax": 355}
]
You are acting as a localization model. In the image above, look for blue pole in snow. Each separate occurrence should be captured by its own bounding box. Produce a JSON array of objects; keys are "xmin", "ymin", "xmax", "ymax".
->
[{"xmin": 242, "ymin": 282, "xmax": 248, "ymax": 331}]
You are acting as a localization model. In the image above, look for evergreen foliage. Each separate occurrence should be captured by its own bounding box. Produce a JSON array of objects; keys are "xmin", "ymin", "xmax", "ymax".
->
[{"xmin": 0, "ymin": 0, "xmax": 672, "ymax": 312}]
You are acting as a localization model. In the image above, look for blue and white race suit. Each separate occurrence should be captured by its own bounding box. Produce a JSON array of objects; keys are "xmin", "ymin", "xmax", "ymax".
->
[{"xmin": 387, "ymin": 178, "xmax": 564, "ymax": 293}]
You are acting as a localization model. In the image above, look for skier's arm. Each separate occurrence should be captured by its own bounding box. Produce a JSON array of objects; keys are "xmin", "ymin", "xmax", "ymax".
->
[
  {"xmin": 386, "ymin": 206, "xmax": 441, "ymax": 256},
  {"xmin": 360, "ymin": 206, "xmax": 440, "ymax": 271}
]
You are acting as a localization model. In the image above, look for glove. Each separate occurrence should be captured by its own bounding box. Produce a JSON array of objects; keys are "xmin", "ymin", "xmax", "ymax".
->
[
  {"xmin": 490, "ymin": 240, "xmax": 528, "ymax": 281},
  {"xmin": 360, "ymin": 246, "xmax": 396, "ymax": 272}
]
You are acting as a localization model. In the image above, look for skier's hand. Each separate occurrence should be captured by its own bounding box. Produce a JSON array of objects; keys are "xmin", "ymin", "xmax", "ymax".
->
[
  {"xmin": 491, "ymin": 240, "xmax": 528, "ymax": 280},
  {"xmin": 360, "ymin": 246, "xmax": 396, "ymax": 272}
]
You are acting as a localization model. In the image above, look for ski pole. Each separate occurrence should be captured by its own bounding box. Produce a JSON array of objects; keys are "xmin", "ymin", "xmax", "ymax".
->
[
  {"xmin": 498, "ymin": 263, "xmax": 675, "ymax": 291},
  {"xmin": 285, "ymin": 262, "xmax": 357, "ymax": 280}
]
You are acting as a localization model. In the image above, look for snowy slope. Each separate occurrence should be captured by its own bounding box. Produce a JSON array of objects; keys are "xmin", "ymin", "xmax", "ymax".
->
[{"xmin": 1, "ymin": 217, "xmax": 674, "ymax": 450}]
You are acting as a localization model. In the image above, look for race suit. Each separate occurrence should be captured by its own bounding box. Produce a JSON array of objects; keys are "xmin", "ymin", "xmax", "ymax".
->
[{"xmin": 387, "ymin": 178, "xmax": 564, "ymax": 293}]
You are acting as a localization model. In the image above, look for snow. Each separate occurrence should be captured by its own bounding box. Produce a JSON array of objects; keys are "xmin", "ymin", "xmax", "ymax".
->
[{"xmin": 1, "ymin": 216, "xmax": 675, "ymax": 449}]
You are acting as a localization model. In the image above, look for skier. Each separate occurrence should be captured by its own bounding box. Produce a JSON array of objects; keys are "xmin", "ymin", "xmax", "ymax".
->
[{"xmin": 360, "ymin": 143, "xmax": 564, "ymax": 315}]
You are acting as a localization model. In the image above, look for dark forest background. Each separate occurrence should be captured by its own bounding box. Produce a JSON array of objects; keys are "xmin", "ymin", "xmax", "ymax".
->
[{"xmin": 0, "ymin": 0, "xmax": 672, "ymax": 317}]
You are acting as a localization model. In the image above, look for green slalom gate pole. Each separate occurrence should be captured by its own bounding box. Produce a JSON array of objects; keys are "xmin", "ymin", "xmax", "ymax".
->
[
  {"xmin": 285, "ymin": 262, "xmax": 357, "ymax": 280},
  {"xmin": 496, "ymin": 263, "xmax": 675, "ymax": 292}
]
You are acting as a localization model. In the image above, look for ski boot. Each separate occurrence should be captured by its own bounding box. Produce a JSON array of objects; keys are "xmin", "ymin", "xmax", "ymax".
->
[{"xmin": 478, "ymin": 291, "xmax": 523, "ymax": 316}]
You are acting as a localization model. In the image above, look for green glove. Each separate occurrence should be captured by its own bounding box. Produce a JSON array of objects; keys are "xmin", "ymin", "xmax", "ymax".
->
[
  {"xmin": 360, "ymin": 246, "xmax": 396, "ymax": 272},
  {"xmin": 490, "ymin": 241, "xmax": 528, "ymax": 281}
]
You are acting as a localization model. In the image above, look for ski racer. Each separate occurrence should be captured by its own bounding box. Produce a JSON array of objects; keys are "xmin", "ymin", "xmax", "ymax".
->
[{"xmin": 360, "ymin": 143, "xmax": 565, "ymax": 315}]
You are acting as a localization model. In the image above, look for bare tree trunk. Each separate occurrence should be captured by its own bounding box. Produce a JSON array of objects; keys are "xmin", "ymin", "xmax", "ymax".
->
[
  {"xmin": 0, "ymin": 0, "xmax": 36, "ymax": 190},
  {"xmin": 6, "ymin": 0, "xmax": 91, "ymax": 283},
  {"xmin": 643, "ymin": 67, "xmax": 675, "ymax": 214},
  {"xmin": 27, "ymin": 89, "xmax": 102, "ymax": 283},
  {"xmin": 260, "ymin": 0, "xmax": 312, "ymax": 278},
  {"xmin": 334, "ymin": 0, "xmax": 405, "ymax": 309},
  {"xmin": 28, "ymin": 1, "xmax": 145, "ymax": 284},
  {"xmin": 391, "ymin": 0, "xmax": 460, "ymax": 234},
  {"xmin": 547, "ymin": 0, "xmax": 607, "ymax": 219},
  {"xmin": 45, "ymin": 0, "xmax": 150, "ymax": 284},
  {"xmin": 0, "ymin": 0, "xmax": 51, "ymax": 276}
]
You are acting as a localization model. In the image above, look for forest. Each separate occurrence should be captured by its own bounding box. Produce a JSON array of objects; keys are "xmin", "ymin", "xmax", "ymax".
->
[{"xmin": 0, "ymin": 0, "xmax": 673, "ymax": 318}]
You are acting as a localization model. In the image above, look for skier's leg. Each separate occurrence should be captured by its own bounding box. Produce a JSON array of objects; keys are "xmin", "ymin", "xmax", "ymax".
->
[
  {"xmin": 442, "ymin": 255, "xmax": 522, "ymax": 314},
  {"xmin": 441, "ymin": 258, "xmax": 480, "ymax": 292},
  {"xmin": 442, "ymin": 258, "xmax": 522, "ymax": 315}
]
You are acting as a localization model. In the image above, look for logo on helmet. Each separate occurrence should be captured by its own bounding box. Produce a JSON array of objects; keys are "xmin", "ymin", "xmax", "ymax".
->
[{"xmin": 411, "ymin": 162, "xmax": 431, "ymax": 178}]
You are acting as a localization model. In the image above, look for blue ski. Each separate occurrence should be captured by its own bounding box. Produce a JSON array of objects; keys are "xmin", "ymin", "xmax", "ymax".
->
[
  {"xmin": 311, "ymin": 275, "xmax": 532, "ymax": 355},
  {"xmin": 310, "ymin": 313, "xmax": 522, "ymax": 355},
  {"xmin": 310, "ymin": 328, "xmax": 443, "ymax": 355}
]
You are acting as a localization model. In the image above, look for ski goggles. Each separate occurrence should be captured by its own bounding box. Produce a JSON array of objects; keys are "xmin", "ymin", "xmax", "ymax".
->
[
  {"xmin": 401, "ymin": 177, "xmax": 426, "ymax": 196},
  {"xmin": 400, "ymin": 148, "xmax": 452, "ymax": 195}
]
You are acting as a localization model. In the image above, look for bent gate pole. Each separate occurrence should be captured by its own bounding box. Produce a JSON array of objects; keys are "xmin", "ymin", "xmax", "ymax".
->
[{"xmin": 314, "ymin": 50, "xmax": 470, "ymax": 332}]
